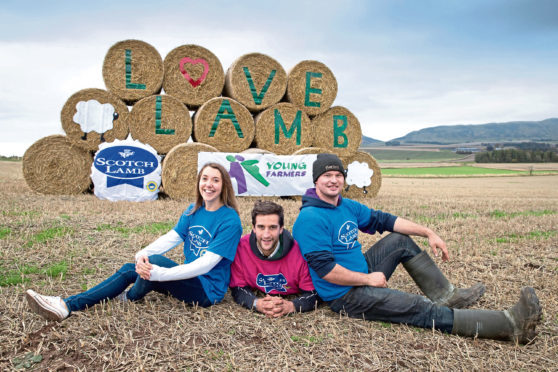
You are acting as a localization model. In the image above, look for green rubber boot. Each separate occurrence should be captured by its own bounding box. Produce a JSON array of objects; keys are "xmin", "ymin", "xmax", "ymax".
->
[
  {"xmin": 452, "ymin": 287, "xmax": 542, "ymax": 344},
  {"xmin": 403, "ymin": 251, "xmax": 485, "ymax": 308}
]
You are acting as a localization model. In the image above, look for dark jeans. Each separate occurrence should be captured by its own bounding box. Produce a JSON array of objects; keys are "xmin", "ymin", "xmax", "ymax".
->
[
  {"xmin": 328, "ymin": 233, "xmax": 454, "ymax": 333},
  {"xmin": 64, "ymin": 254, "xmax": 211, "ymax": 313}
]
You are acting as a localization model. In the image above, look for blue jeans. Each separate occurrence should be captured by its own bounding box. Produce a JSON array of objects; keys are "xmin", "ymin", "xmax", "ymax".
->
[
  {"xmin": 328, "ymin": 233, "xmax": 454, "ymax": 333},
  {"xmin": 64, "ymin": 254, "xmax": 211, "ymax": 313}
]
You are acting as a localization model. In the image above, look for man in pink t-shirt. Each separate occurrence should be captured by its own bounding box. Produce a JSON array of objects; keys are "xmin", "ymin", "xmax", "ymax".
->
[{"xmin": 230, "ymin": 201, "xmax": 319, "ymax": 318}]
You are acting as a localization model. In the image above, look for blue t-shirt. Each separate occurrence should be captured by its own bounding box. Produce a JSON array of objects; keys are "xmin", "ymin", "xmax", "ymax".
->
[
  {"xmin": 293, "ymin": 190, "xmax": 397, "ymax": 301},
  {"xmin": 174, "ymin": 203, "xmax": 242, "ymax": 304}
]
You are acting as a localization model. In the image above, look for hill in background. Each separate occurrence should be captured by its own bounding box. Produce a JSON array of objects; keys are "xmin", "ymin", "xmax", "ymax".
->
[
  {"xmin": 361, "ymin": 135, "xmax": 383, "ymax": 146},
  {"xmin": 391, "ymin": 118, "xmax": 558, "ymax": 145}
]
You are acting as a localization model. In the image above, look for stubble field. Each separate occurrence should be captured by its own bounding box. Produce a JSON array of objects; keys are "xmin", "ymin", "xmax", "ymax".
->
[{"xmin": 1, "ymin": 161, "xmax": 557, "ymax": 371}]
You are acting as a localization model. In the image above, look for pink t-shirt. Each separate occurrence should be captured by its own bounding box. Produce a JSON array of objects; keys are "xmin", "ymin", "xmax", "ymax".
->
[{"xmin": 229, "ymin": 234, "xmax": 315, "ymax": 295}]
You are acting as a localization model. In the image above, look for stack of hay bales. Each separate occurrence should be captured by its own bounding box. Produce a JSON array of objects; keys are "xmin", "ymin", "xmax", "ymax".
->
[{"xmin": 23, "ymin": 39, "xmax": 381, "ymax": 199}]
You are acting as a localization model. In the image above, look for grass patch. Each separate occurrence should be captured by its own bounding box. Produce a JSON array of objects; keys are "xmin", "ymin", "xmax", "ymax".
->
[
  {"xmin": 0, "ymin": 264, "xmax": 39, "ymax": 286},
  {"xmin": 382, "ymin": 166, "xmax": 522, "ymax": 176},
  {"xmin": 96, "ymin": 221, "xmax": 175, "ymax": 237},
  {"xmin": 490, "ymin": 209, "xmax": 556, "ymax": 218},
  {"xmin": 0, "ymin": 261, "xmax": 68, "ymax": 286},
  {"xmin": 44, "ymin": 260, "xmax": 68, "ymax": 279},
  {"xmin": 26, "ymin": 226, "xmax": 73, "ymax": 247},
  {"xmin": 494, "ymin": 230, "xmax": 556, "ymax": 243},
  {"xmin": 0, "ymin": 226, "xmax": 11, "ymax": 239}
]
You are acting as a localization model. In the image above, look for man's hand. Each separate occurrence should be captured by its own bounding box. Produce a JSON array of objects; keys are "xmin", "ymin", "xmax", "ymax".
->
[
  {"xmin": 393, "ymin": 217, "xmax": 450, "ymax": 261},
  {"xmin": 135, "ymin": 255, "xmax": 153, "ymax": 280},
  {"xmin": 366, "ymin": 272, "xmax": 387, "ymax": 287},
  {"xmin": 426, "ymin": 231, "xmax": 450, "ymax": 261},
  {"xmin": 256, "ymin": 295, "xmax": 295, "ymax": 318}
]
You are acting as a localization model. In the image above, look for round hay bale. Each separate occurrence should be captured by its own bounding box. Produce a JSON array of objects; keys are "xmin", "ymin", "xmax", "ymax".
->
[
  {"xmin": 193, "ymin": 97, "xmax": 254, "ymax": 152},
  {"xmin": 161, "ymin": 143, "xmax": 218, "ymax": 200},
  {"xmin": 102, "ymin": 39, "xmax": 163, "ymax": 104},
  {"xmin": 224, "ymin": 53, "xmax": 287, "ymax": 112},
  {"xmin": 163, "ymin": 45, "xmax": 225, "ymax": 108},
  {"xmin": 292, "ymin": 147, "xmax": 333, "ymax": 155},
  {"xmin": 286, "ymin": 60, "xmax": 337, "ymax": 116},
  {"xmin": 240, "ymin": 148, "xmax": 274, "ymax": 155},
  {"xmin": 23, "ymin": 135, "xmax": 93, "ymax": 195},
  {"xmin": 341, "ymin": 151, "xmax": 382, "ymax": 199},
  {"xmin": 129, "ymin": 94, "xmax": 192, "ymax": 155},
  {"xmin": 61, "ymin": 88, "xmax": 129, "ymax": 151},
  {"xmin": 312, "ymin": 106, "xmax": 362, "ymax": 157},
  {"xmin": 254, "ymin": 103, "xmax": 312, "ymax": 155}
]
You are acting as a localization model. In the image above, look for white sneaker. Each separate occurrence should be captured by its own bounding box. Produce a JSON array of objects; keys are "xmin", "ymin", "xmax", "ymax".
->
[
  {"xmin": 115, "ymin": 290, "xmax": 129, "ymax": 303},
  {"xmin": 25, "ymin": 289, "xmax": 70, "ymax": 321}
]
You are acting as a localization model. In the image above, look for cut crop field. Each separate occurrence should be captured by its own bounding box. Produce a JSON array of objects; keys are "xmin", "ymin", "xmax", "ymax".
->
[
  {"xmin": 1, "ymin": 161, "xmax": 557, "ymax": 370},
  {"xmin": 362, "ymin": 148, "xmax": 466, "ymax": 162},
  {"xmin": 381, "ymin": 165, "xmax": 558, "ymax": 177}
]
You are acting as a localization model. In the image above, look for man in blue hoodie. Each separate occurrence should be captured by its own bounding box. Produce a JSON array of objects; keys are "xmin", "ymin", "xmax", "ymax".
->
[{"xmin": 292, "ymin": 153, "xmax": 542, "ymax": 343}]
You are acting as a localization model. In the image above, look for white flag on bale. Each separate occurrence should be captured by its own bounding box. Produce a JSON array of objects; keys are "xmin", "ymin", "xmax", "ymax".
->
[{"xmin": 91, "ymin": 137, "xmax": 161, "ymax": 201}]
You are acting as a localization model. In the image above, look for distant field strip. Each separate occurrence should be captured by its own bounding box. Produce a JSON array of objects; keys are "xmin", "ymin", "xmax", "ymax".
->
[
  {"xmin": 363, "ymin": 149, "xmax": 464, "ymax": 162},
  {"xmin": 381, "ymin": 166, "xmax": 558, "ymax": 176}
]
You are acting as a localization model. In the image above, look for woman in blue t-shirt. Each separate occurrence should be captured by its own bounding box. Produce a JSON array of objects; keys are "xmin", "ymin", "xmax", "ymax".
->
[{"xmin": 26, "ymin": 163, "xmax": 243, "ymax": 321}]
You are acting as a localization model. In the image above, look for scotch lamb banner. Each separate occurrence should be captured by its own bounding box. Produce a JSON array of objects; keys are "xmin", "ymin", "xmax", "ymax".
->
[
  {"xmin": 91, "ymin": 138, "xmax": 162, "ymax": 201},
  {"xmin": 198, "ymin": 152, "xmax": 316, "ymax": 196}
]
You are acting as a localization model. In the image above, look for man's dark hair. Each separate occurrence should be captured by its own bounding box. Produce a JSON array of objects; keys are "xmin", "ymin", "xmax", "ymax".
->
[{"xmin": 251, "ymin": 200, "xmax": 284, "ymax": 227}]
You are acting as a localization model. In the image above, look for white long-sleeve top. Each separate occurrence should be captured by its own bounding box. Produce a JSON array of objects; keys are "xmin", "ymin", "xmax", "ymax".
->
[{"xmin": 134, "ymin": 230, "xmax": 223, "ymax": 282}]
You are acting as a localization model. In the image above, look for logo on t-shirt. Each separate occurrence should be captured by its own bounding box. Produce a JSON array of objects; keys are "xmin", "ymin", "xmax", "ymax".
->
[
  {"xmin": 188, "ymin": 225, "xmax": 212, "ymax": 257},
  {"xmin": 338, "ymin": 221, "xmax": 358, "ymax": 249},
  {"xmin": 256, "ymin": 273, "xmax": 288, "ymax": 293}
]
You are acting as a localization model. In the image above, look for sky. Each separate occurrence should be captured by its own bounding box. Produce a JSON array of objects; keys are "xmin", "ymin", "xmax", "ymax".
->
[{"xmin": 1, "ymin": 0, "xmax": 558, "ymax": 156}]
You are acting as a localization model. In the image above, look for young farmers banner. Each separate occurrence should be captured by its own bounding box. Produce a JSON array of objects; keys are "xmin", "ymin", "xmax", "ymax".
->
[{"xmin": 198, "ymin": 152, "xmax": 317, "ymax": 196}]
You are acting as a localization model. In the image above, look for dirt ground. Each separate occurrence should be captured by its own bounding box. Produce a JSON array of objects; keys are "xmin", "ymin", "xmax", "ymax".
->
[{"xmin": 1, "ymin": 161, "xmax": 557, "ymax": 370}]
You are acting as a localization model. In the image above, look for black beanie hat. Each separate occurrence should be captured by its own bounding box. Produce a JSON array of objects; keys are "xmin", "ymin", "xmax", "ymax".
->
[{"xmin": 312, "ymin": 153, "xmax": 346, "ymax": 183}]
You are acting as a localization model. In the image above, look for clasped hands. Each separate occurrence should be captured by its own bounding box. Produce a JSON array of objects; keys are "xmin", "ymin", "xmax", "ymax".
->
[
  {"xmin": 256, "ymin": 295, "xmax": 296, "ymax": 318},
  {"xmin": 135, "ymin": 255, "xmax": 152, "ymax": 280}
]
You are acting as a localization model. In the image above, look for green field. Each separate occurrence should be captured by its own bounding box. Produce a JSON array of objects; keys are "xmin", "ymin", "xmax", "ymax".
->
[
  {"xmin": 363, "ymin": 149, "xmax": 464, "ymax": 162},
  {"xmin": 381, "ymin": 166, "xmax": 558, "ymax": 176}
]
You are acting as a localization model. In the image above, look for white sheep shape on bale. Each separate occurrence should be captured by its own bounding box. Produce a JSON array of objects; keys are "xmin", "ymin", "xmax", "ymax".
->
[
  {"xmin": 73, "ymin": 100, "xmax": 119, "ymax": 142},
  {"xmin": 346, "ymin": 161, "xmax": 374, "ymax": 194}
]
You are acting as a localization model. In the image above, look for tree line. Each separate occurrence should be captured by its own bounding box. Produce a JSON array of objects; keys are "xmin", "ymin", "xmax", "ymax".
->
[{"xmin": 475, "ymin": 148, "xmax": 558, "ymax": 163}]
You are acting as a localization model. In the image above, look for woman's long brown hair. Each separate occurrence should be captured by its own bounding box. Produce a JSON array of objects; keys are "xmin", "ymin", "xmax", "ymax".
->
[{"xmin": 189, "ymin": 162, "xmax": 239, "ymax": 215}]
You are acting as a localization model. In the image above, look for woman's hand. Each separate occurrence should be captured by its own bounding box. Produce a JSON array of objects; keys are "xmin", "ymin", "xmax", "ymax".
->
[{"xmin": 135, "ymin": 255, "xmax": 153, "ymax": 280}]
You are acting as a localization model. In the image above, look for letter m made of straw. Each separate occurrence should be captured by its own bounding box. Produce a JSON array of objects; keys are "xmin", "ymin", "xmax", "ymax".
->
[{"xmin": 275, "ymin": 109, "xmax": 302, "ymax": 145}]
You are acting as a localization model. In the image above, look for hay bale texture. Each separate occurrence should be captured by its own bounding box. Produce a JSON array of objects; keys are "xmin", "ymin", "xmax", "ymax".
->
[
  {"xmin": 254, "ymin": 103, "xmax": 313, "ymax": 155},
  {"xmin": 224, "ymin": 53, "xmax": 287, "ymax": 112},
  {"xmin": 312, "ymin": 106, "xmax": 362, "ymax": 157},
  {"xmin": 23, "ymin": 135, "xmax": 93, "ymax": 195},
  {"xmin": 161, "ymin": 143, "xmax": 218, "ymax": 200},
  {"xmin": 163, "ymin": 45, "xmax": 225, "ymax": 108},
  {"xmin": 292, "ymin": 147, "xmax": 333, "ymax": 155},
  {"xmin": 286, "ymin": 60, "xmax": 337, "ymax": 116},
  {"xmin": 129, "ymin": 95, "xmax": 192, "ymax": 155},
  {"xmin": 341, "ymin": 151, "xmax": 382, "ymax": 199},
  {"xmin": 60, "ymin": 88, "xmax": 129, "ymax": 151},
  {"xmin": 102, "ymin": 40, "xmax": 163, "ymax": 104},
  {"xmin": 193, "ymin": 97, "xmax": 254, "ymax": 152}
]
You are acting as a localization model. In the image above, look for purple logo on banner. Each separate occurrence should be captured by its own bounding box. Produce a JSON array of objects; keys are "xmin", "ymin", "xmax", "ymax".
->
[{"xmin": 94, "ymin": 146, "xmax": 159, "ymax": 188}]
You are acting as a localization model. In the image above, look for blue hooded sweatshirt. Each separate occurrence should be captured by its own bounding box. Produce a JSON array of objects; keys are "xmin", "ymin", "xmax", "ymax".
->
[{"xmin": 292, "ymin": 188, "xmax": 397, "ymax": 301}]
